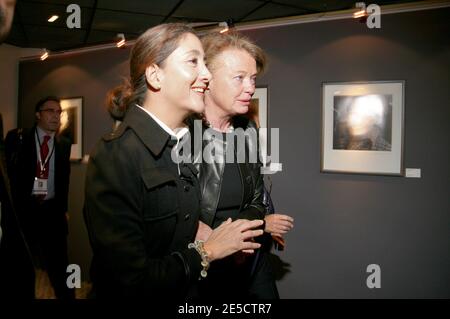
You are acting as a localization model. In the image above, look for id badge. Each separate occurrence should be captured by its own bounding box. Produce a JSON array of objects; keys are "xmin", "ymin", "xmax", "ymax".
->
[{"xmin": 32, "ymin": 177, "xmax": 48, "ymax": 195}]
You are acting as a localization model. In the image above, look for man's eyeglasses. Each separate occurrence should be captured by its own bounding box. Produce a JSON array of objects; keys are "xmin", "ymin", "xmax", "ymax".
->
[{"xmin": 40, "ymin": 109, "xmax": 62, "ymax": 115}]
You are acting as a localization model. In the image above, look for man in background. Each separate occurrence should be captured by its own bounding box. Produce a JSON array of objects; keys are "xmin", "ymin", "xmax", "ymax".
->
[{"xmin": 5, "ymin": 97, "xmax": 74, "ymax": 299}]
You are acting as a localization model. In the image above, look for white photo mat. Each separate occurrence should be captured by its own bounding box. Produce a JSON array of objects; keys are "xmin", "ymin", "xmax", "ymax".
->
[{"xmin": 321, "ymin": 81, "xmax": 404, "ymax": 175}]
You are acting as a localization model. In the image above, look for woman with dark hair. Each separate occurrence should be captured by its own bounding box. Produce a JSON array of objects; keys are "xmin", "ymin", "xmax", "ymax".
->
[
  {"xmin": 84, "ymin": 23, "xmax": 264, "ymax": 299},
  {"xmin": 192, "ymin": 32, "xmax": 294, "ymax": 298}
]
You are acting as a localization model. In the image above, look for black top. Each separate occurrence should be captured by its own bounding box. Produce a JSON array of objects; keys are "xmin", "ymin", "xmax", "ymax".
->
[
  {"xmin": 213, "ymin": 132, "xmax": 243, "ymax": 228},
  {"xmin": 190, "ymin": 115, "xmax": 266, "ymax": 229}
]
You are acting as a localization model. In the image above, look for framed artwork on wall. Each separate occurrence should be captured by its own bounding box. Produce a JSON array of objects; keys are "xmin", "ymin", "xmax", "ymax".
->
[
  {"xmin": 249, "ymin": 87, "xmax": 268, "ymax": 129},
  {"xmin": 60, "ymin": 97, "xmax": 83, "ymax": 161},
  {"xmin": 249, "ymin": 86, "xmax": 269, "ymax": 166},
  {"xmin": 321, "ymin": 81, "xmax": 405, "ymax": 175}
]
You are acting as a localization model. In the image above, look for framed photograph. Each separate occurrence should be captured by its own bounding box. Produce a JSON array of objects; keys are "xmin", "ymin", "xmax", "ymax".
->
[
  {"xmin": 249, "ymin": 87, "xmax": 269, "ymax": 166},
  {"xmin": 59, "ymin": 97, "xmax": 83, "ymax": 161},
  {"xmin": 249, "ymin": 87, "xmax": 268, "ymax": 129},
  {"xmin": 321, "ymin": 81, "xmax": 404, "ymax": 175}
]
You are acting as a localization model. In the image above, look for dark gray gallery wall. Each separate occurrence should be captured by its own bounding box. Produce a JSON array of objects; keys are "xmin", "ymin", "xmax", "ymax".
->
[
  {"xmin": 245, "ymin": 8, "xmax": 450, "ymax": 298},
  {"xmin": 18, "ymin": 8, "xmax": 449, "ymax": 298}
]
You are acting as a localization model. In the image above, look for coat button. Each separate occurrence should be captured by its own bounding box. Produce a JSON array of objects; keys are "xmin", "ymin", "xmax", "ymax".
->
[
  {"xmin": 184, "ymin": 185, "xmax": 190, "ymax": 192},
  {"xmin": 184, "ymin": 213, "xmax": 190, "ymax": 220}
]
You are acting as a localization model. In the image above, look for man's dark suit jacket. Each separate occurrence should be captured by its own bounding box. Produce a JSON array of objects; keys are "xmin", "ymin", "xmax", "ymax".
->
[{"xmin": 5, "ymin": 126, "xmax": 71, "ymax": 237}]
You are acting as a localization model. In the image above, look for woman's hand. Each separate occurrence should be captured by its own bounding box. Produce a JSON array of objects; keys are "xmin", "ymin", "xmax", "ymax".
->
[
  {"xmin": 203, "ymin": 218, "xmax": 264, "ymax": 262},
  {"xmin": 264, "ymin": 214, "xmax": 294, "ymax": 235},
  {"xmin": 195, "ymin": 221, "xmax": 213, "ymax": 242}
]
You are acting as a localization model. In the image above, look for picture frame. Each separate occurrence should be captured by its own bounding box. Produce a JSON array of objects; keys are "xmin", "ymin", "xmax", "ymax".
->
[
  {"xmin": 250, "ymin": 87, "xmax": 268, "ymax": 129},
  {"xmin": 321, "ymin": 81, "xmax": 405, "ymax": 176},
  {"xmin": 59, "ymin": 97, "xmax": 83, "ymax": 161},
  {"xmin": 249, "ymin": 86, "xmax": 269, "ymax": 165}
]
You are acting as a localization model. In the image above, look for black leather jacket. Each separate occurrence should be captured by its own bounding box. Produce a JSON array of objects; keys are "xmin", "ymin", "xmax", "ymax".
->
[{"xmin": 189, "ymin": 116, "xmax": 266, "ymax": 227}]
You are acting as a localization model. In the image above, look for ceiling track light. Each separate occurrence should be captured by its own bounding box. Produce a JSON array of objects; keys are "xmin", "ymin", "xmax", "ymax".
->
[
  {"xmin": 218, "ymin": 19, "xmax": 234, "ymax": 33},
  {"xmin": 353, "ymin": 2, "xmax": 368, "ymax": 19},
  {"xmin": 116, "ymin": 33, "xmax": 126, "ymax": 48},
  {"xmin": 219, "ymin": 22, "xmax": 229, "ymax": 33},
  {"xmin": 353, "ymin": 10, "xmax": 366, "ymax": 18},
  {"xmin": 48, "ymin": 15, "xmax": 59, "ymax": 23},
  {"xmin": 40, "ymin": 49, "xmax": 49, "ymax": 61}
]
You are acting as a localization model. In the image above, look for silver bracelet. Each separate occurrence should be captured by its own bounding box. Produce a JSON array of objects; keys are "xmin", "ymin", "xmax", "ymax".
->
[{"xmin": 188, "ymin": 240, "xmax": 210, "ymax": 279}]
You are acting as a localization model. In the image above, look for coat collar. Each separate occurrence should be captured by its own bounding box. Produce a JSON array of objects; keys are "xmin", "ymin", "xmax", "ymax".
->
[{"xmin": 123, "ymin": 105, "xmax": 171, "ymax": 157}]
